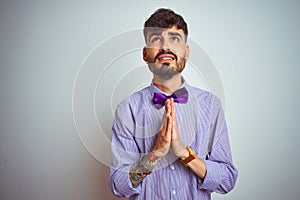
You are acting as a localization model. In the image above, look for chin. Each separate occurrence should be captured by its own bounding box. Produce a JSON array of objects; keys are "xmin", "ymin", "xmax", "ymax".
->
[{"xmin": 156, "ymin": 70, "xmax": 179, "ymax": 80}]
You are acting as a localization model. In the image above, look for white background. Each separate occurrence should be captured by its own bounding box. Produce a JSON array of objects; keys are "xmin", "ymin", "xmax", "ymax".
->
[{"xmin": 0, "ymin": 1, "xmax": 299, "ymax": 200}]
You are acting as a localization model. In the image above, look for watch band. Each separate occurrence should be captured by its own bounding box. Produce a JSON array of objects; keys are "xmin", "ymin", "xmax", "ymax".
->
[{"xmin": 179, "ymin": 146, "xmax": 196, "ymax": 167}]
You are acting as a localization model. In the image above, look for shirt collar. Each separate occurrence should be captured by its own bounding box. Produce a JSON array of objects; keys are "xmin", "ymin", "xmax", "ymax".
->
[{"xmin": 149, "ymin": 76, "xmax": 190, "ymax": 96}]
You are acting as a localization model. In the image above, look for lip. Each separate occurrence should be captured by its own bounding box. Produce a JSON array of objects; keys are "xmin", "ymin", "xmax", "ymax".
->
[{"xmin": 157, "ymin": 54, "xmax": 176, "ymax": 62}]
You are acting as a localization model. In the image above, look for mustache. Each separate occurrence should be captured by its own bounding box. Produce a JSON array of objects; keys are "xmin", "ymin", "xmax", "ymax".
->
[{"xmin": 154, "ymin": 49, "xmax": 178, "ymax": 61}]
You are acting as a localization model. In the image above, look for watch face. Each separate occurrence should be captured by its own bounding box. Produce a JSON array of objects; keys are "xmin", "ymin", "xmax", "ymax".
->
[
  {"xmin": 187, "ymin": 147, "xmax": 196, "ymax": 158},
  {"xmin": 178, "ymin": 147, "xmax": 195, "ymax": 166}
]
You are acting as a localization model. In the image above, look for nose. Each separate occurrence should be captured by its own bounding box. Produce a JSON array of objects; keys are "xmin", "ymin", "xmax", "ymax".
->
[
  {"xmin": 161, "ymin": 38, "xmax": 171, "ymax": 51},
  {"xmin": 159, "ymin": 48, "xmax": 171, "ymax": 54}
]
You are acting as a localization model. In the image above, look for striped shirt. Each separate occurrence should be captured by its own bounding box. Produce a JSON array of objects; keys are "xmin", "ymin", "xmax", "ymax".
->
[{"xmin": 109, "ymin": 79, "xmax": 238, "ymax": 200}]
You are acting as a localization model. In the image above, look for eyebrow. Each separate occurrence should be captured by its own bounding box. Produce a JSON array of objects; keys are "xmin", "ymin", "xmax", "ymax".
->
[
  {"xmin": 168, "ymin": 31, "xmax": 183, "ymax": 39},
  {"xmin": 149, "ymin": 32, "xmax": 162, "ymax": 39},
  {"xmin": 148, "ymin": 31, "xmax": 183, "ymax": 39}
]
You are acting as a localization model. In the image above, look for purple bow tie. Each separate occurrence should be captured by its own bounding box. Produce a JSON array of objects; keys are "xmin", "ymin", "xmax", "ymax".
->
[{"xmin": 153, "ymin": 87, "xmax": 189, "ymax": 106}]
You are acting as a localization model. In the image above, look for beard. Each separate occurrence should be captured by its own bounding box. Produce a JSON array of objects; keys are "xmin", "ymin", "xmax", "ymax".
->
[{"xmin": 148, "ymin": 57, "xmax": 187, "ymax": 80}]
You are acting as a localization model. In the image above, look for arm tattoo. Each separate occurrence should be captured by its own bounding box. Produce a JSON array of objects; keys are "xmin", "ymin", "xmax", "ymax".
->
[{"xmin": 129, "ymin": 152, "xmax": 160, "ymax": 187}]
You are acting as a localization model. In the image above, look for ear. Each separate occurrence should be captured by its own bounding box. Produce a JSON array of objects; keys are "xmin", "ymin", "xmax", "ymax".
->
[
  {"xmin": 185, "ymin": 45, "xmax": 190, "ymax": 60},
  {"xmin": 142, "ymin": 47, "xmax": 148, "ymax": 62}
]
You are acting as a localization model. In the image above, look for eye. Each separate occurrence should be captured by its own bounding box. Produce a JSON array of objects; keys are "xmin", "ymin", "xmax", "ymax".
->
[
  {"xmin": 171, "ymin": 36, "xmax": 180, "ymax": 42},
  {"xmin": 151, "ymin": 36, "xmax": 161, "ymax": 43}
]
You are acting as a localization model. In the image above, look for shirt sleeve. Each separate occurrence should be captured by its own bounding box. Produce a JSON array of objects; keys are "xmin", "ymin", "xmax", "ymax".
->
[
  {"xmin": 108, "ymin": 102, "xmax": 142, "ymax": 198},
  {"xmin": 197, "ymin": 96, "xmax": 238, "ymax": 194}
]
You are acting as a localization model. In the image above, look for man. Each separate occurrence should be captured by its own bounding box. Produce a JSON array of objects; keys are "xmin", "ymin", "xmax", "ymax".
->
[{"xmin": 109, "ymin": 8, "xmax": 238, "ymax": 199}]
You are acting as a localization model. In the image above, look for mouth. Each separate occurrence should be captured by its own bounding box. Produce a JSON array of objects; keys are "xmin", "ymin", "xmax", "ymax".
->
[
  {"xmin": 155, "ymin": 52, "xmax": 178, "ymax": 64},
  {"xmin": 157, "ymin": 54, "xmax": 176, "ymax": 62}
]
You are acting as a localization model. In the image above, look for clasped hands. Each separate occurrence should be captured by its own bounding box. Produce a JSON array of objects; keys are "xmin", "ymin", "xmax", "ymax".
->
[{"xmin": 152, "ymin": 98, "xmax": 188, "ymax": 159}]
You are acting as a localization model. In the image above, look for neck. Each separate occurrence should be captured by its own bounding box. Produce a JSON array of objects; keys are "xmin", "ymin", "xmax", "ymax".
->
[{"xmin": 153, "ymin": 74, "xmax": 183, "ymax": 94}]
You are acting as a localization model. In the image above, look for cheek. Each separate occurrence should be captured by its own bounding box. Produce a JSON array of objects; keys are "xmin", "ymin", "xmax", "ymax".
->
[
  {"xmin": 173, "ymin": 44, "xmax": 188, "ymax": 58},
  {"xmin": 176, "ymin": 49, "xmax": 187, "ymax": 59},
  {"xmin": 146, "ymin": 49, "xmax": 159, "ymax": 60}
]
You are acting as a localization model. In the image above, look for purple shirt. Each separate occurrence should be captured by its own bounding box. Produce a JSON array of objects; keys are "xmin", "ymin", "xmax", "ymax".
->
[{"xmin": 109, "ymin": 79, "xmax": 238, "ymax": 200}]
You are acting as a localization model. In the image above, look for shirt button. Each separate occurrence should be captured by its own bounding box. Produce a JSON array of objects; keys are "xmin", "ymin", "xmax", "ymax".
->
[
  {"xmin": 170, "ymin": 165, "xmax": 175, "ymax": 170},
  {"xmin": 172, "ymin": 190, "xmax": 176, "ymax": 195}
]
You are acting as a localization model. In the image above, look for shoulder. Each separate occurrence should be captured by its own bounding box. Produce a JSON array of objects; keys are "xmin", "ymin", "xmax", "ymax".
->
[
  {"xmin": 115, "ymin": 86, "xmax": 151, "ymax": 116},
  {"xmin": 189, "ymin": 86, "xmax": 221, "ymax": 109}
]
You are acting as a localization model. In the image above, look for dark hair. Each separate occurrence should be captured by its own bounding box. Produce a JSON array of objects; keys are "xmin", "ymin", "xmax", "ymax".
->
[{"xmin": 143, "ymin": 8, "xmax": 188, "ymax": 42}]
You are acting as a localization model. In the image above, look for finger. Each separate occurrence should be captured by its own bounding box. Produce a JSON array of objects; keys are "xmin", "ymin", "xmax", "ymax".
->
[
  {"xmin": 170, "ymin": 98, "xmax": 176, "ymax": 123},
  {"xmin": 160, "ymin": 123, "xmax": 166, "ymax": 137},
  {"xmin": 164, "ymin": 111, "xmax": 173, "ymax": 137},
  {"xmin": 160, "ymin": 99, "xmax": 172, "ymax": 137},
  {"xmin": 165, "ymin": 115, "xmax": 172, "ymax": 140},
  {"xmin": 173, "ymin": 105, "xmax": 176, "ymax": 125},
  {"xmin": 169, "ymin": 99, "xmax": 179, "ymax": 141},
  {"xmin": 165, "ymin": 99, "xmax": 171, "ymax": 116},
  {"xmin": 161, "ymin": 102, "xmax": 171, "ymax": 135},
  {"xmin": 159, "ymin": 110, "xmax": 167, "ymax": 133}
]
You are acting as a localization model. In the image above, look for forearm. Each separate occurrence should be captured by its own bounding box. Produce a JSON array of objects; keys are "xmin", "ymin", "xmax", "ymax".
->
[
  {"xmin": 199, "ymin": 158, "xmax": 238, "ymax": 194},
  {"xmin": 179, "ymin": 149, "xmax": 207, "ymax": 179},
  {"xmin": 178, "ymin": 147, "xmax": 237, "ymax": 193},
  {"xmin": 129, "ymin": 151, "xmax": 160, "ymax": 187}
]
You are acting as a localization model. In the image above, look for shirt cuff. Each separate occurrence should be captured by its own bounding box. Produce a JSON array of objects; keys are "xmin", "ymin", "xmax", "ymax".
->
[
  {"xmin": 110, "ymin": 166, "xmax": 141, "ymax": 198},
  {"xmin": 198, "ymin": 160, "xmax": 223, "ymax": 192}
]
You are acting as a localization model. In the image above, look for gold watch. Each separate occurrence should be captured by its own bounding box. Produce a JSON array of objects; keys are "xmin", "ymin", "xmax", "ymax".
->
[{"xmin": 179, "ymin": 146, "xmax": 196, "ymax": 167}]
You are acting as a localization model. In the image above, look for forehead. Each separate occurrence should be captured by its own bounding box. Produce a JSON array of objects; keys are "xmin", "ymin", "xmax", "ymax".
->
[{"xmin": 146, "ymin": 26, "xmax": 186, "ymax": 38}]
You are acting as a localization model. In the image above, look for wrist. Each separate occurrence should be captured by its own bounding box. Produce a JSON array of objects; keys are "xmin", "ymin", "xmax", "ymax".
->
[
  {"xmin": 152, "ymin": 149, "xmax": 165, "ymax": 159},
  {"xmin": 140, "ymin": 152, "xmax": 160, "ymax": 171},
  {"xmin": 179, "ymin": 149, "xmax": 189, "ymax": 160},
  {"xmin": 179, "ymin": 146, "xmax": 197, "ymax": 167}
]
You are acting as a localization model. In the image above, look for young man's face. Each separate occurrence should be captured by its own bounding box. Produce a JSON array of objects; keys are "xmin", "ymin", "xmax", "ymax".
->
[{"xmin": 143, "ymin": 26, "xmax": 189, "ymax": 80}]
